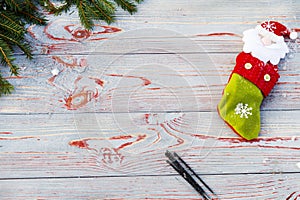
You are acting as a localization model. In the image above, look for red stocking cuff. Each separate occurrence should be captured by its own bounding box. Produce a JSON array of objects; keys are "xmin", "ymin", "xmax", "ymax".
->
[{"xmin": 232, "ymin": 52, "xmax": 280, "ymax": 97}]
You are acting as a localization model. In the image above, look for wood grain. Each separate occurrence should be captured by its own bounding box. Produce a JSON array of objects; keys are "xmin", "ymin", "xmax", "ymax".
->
[
  {"xmin": 0, "ymin": 112, "xmax": 299, "ymax": 178},
  {"xmin": 1, "ymin": 174, "xmax": 299, "ymax": 199},
  {"xmin": 0, "ymin": 53, "xmax": 300, "ymax": 114},
  {"xmin": 1, "ymin": 0, "xmax": 300, "ymax": 199}
]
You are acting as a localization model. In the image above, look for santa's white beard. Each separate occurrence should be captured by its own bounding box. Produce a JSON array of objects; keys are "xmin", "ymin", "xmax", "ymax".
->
[{"xmin": 242, "ymin": 29, "xmax": 289, "ymax": 65}]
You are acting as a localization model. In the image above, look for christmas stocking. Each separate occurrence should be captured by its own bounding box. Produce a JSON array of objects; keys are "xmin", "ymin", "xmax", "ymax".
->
[{"xmin": 218, "ymin": 21, "xmax": 297, "ymax": 140}]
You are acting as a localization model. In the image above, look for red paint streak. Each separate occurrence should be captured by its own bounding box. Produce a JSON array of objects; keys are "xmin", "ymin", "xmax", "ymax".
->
[
  {"xmin": 27, "ymin": 25, "xmax": 37, "ymax": 39},
  {"xmin": 79, "ymin": 58, "xmax": 87, "ymax": 67},
  {"xmin": 141, "ymin": 78, "xmax": 151, "ymax": 86},
  {"xmin": 196, "ymin": 32, "xmax": 241, "ymax": 37},
  {"xmin": 42, "ymin": 44, "xmax": 67, "ymax": 54},
  {"xmin": 171, "ymin": 116, "xmax": 188, "ymax": 127},
  {"xmin": 218, "ymin": 136, "xmax": 299, "ymax": 144},
  {"xmin": 0, "ymin": 132, "xmax": 12, "ymax": 135},
  {"xmin": 68, "ymin": 134, "xmax": 145, "ymax": 151},
  {"xmin": 115, "ymin": 134, "xmax": 146, "ymax": 150},
  {"xmin": 62, "ymin": 75, "xmax": 102, "ymax": 110},
  {"xmin": 74, "ymin": 76, "xmax": 83, "ymax": 84},
  {"xmin": 192, "ymin": 134, "xmax": 215, "ymax": 140},
  {"xmin": 107, "ymin": 74, "xmax": 151, "ymax": 86},
  {"xmin": 148, "ymin": 127, "xmax": 161, "ymax": 145},
  {"xmin": 16, "ymin": 97, "xmax": 42, "ymax": 101},
  {"xmin": 68, "ymin": 138, "xmax": 99, "ymax": 152},
  {"xmin": 212, "ymin": 145, "xmax": 300, "ymax": 151},
  {"xmin": 194, "ymin": 144, "xmax": 300, "ymax": 151},
  {"xmin": 147, "ymin": 87, "xmax": 161, "ymax": 90},
  {"xmin": 4, "ymin": 76, "xmax": 32, "ymax": 79},
  {"xmin": 250, "ymin": 136, "xmax": 298, "ymax": 143},
  {"xmin": 65, "ymin": 25, "xmax": 91, "ymax": 40},
  {"xmin": 101, "ymin": 147, "xmax": 124, "ymax": 165},
  {"xmin": 44, "ymin": 22, "xmax": 67, "ymax": 41},
  {"xmin": 0, "ymin": 136, "xmax": 35, "ymax": 140},
  {"xmin": 31, "ymin": 156, "xmax": 41, "ymax": 159},
  {"xmin": 164, "ymin": 119, "xmax": 187, "ymax": 136},
  {"xmin": 89, "ymin": 77, "xmax": 105, "ymax": 87},
  {"xmin": 69, "ymin": 140, "xmax": 89, "ymax": 149},
  {"xmin": 160, "ymin": 123, "xmax": 184, "ymax": 148},
  {"xmin": 64, "ymin": 95, "xmax": 74, "ymax": 110},
  {"xmin": 110, "ymin": 135, "xmax": 133, "ymax": 140},
  {"xmin": 94, "ymin": 25, "xmax": 122, "ymax": 34},
  {"xmin": 64, "ymin": 90, "xmax": 97, "ymax": 110},
  {"xmin": 48, "ymin": 76, "xmax": 56, "ymax": 86},
  {"xmin": 89, "ymin": 37, "xmax": 107, "ymax": 41},
  {"xmin": 45, "ymin": 22, "xmax": 122, "ymax": 42},
  {"xmin": 145, "ymin": 113, "xmax": 150, "ymax": 124},
  {"xmin": 193, "ymin": 133, "xmax": 299, "ymax": 145},
  {"xmin": 257, "ymin": 145, "xmax": 300, "ymax": 150},
  {"xmin": 52, "ymin": 56, "xmax": 76, "ymax": 67},
  {"xmin": 52, "ymin": 56, "xmax": 86, "ymax": 68}
]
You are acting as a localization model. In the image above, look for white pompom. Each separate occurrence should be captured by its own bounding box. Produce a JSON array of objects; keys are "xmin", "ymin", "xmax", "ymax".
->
[{"xmin": 290, "ymin": 32, "xmax": 298, "ymax": 40}]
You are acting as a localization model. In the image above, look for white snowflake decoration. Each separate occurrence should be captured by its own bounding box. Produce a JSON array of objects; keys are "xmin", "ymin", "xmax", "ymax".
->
[
  {"xmin": 262, "ymin": 21, "xmax": 276, "ymax": 33},
  {"xmin": 234, "ymin": 103, "xmax": 253, "ymax": 119}
]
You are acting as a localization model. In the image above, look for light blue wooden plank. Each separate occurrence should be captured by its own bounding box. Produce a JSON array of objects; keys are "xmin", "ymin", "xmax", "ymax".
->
[{"xmin": 0, "ymin": 174, "xmax": 299, "ymax": 199}]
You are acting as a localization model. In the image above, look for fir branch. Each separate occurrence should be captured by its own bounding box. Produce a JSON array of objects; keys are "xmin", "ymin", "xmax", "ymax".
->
[
  {"xmin": 23, "ymin": 0, "xmax": 39, "ymax": 10},
  {"xmin": 96, "ymin": 0, "xmax": 116, "ymax": 12},
  {"xmin": 76, "ymin": 0, "xmax": 94, "ymax": 30},
  {"xmin": 90, "ymin": 0, "xmax": 115, "ymax": 23},
  {"xmin": 0, "ymin": 74, "xmax": 14, "ymax": 96},
  {"xmin": 42, "ymin": 0, "xmax": 72, "ymax": 15},
  {"xmin": 0, "ymin": 39, "xmax": 18, "ymax": 75},
  {"xmin": 0, "ymin": 33, "xmax": 32, "ymax": 59},
  {"xmin": 40, "ymin": 0, "xmax": 143, "ymax": 30},
  {"xmin": 19, "ymin": 10, "xmax": 47, "ymax": 25},
  {"xmin": 113, "ymin": 0, "xmax": 137, "ymax": 14},
  {"xmin": 0, "ymin": 0, "xmax": 144, "ymax": 96},
  {"xmin": 3, "ymin": 0, "xmax": 21, "ymax": 12},
  {"xmin": 0, "ymin": 14, "xmax": 23, "ymax": 35}
]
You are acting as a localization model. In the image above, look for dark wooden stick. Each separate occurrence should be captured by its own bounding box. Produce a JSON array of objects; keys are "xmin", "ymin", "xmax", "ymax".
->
[
  {"xmin": 165, "ymin": 150, "xmax": 214, "ymax": 199},
  {"xmin": 173, "ymin": 152, "xmax": 216, "ymax": 195}
]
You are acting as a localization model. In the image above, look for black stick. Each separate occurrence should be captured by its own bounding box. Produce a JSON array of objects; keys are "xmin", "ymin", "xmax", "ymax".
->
[
  {"xmin": 173, "ymin": 152, "xmax": 216, "ymax": 195},
  {"xmin": 165, "ymin": 151, "xmax": 213, "ymax": 199}
]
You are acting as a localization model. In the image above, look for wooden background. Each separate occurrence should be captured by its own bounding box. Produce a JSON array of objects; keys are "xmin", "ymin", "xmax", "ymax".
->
[{"xmin": 1, "ymin": 0, "xmax": 300, "ymax": 199}]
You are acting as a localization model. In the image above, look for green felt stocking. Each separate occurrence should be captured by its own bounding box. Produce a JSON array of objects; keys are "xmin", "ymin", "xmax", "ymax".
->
[{"xmin": 218, "ymin": 73, "xmax": 264, "ymax": 140}]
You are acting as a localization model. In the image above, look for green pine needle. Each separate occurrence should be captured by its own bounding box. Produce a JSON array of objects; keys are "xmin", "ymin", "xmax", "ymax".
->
[
  {"xmin": 113, "ymin": 0, "xmax": 137, "ymax": 14},
  {"xmin": 0, "ymin": 75, "xmax": 14, "ymax": 96},
  {"xmin": 0, "ymin": 0, "xmax": 143, "ymax": 96}
]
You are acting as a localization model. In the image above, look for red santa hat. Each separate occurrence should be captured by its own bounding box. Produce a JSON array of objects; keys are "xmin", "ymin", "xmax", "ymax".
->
[{"xmin": 255, "ymin": 21, "xmax": 298, "ymax": 42}]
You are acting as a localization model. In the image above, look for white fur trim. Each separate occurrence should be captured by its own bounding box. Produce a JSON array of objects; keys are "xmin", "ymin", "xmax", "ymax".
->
[
  {"xmin": 290, "ymin": 32, "xmax": 298, "ymax": 40},
  {"xmin": 243, "ymin": 28, "xmax": 289, "ymax": 65},
  {"xmin": 255, "ymin": 25, "xmax": 284, "ymax": 43}
]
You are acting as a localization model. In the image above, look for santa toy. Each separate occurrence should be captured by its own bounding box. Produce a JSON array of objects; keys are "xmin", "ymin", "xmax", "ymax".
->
[{"xmin": 218, "ymin": 21, "xmax": 297, "ymax": 140}]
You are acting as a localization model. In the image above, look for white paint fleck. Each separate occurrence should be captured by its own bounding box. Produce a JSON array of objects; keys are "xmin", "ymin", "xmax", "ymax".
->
[
  {"xmin": 51, "ymin": 68, "xmax": 60, "ymax": 76},
  {"xmin": 296, "ymin": 162, "xmax": 300, "ymax": 169},
  {"xmin": 287, "ymin": 53, "xmax": 295, "ymax": 59},
  {"xmin": 282, "ymin": 65, "xmax": 287, "ymax": 70},
  {"xmin": 263, "ymin": 158, "xmax": 270, "ymax": 164}
]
